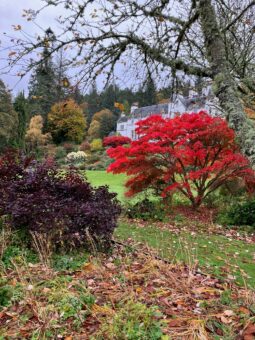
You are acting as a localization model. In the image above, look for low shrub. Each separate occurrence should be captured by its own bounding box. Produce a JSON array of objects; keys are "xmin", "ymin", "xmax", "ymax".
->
[
  {"xmin": 55, "ymin": 146, "xmax": 67, "ymax": 160},
  {"xmin": 0, "ymin": 151, "xmax": 121, "ymax": 251},
  {"xmin": 62, "ymin": 143, "xmax": 78, "ymax": 153},
  {"xmin": 125, "ymin": 199, "xmax": 167, "ymax": 221},
  {"xmin": 90, "ymin": 138, "xmax": 103, "ymax": 152},
  {"xmin": 85, "ymin": 151, "xmax": 112, "ymax": 170},
  {"xmin": 40, "ymin": 144, "xmax": 57, "ymax": 159},
  {"xmin": 79, "ymin": 140, "xmax": 91, "ymax": 152},
  {"xmin": 217, "ymin": 199, "xmax": 255, "ymax": 227},
  {"xmin": 103, "ymin": 136, "xmax": 131, "ymax": 148}
]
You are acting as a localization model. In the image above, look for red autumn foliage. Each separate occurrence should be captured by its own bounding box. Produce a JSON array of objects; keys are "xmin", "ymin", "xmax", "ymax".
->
[
  {"xmin": 107, "ymin": 111, "xmax": 255, "ymax": 208},
  {"xmin": 103, "ymin": 136, "xmax": 131, "ymax": 148}
]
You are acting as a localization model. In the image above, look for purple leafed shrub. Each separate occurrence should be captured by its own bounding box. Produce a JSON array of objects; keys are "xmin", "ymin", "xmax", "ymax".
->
[{"xmin": 0, "ymin": 150, "xmax": 121, "ymax": 250}]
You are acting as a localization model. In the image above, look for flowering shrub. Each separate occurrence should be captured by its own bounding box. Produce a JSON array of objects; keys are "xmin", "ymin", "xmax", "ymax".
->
[
  {"xmin": 103, "ymin": 136, "xmax": 131, "ymax": 148},
  {"xmin": 0, "ymin": 151, "xmax": 121, "ymax": 250},
  {"xmin": 66, "ymin": 151, "xmax": 87, "ymax": 164},
  {"xmin": 108, "ymin": 111, "xmax": 255, "ymax": 208}
]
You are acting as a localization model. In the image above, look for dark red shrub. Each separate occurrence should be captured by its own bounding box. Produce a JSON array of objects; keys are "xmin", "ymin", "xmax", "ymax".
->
[
  {"xmin": 62, "ymin": 143, "xmax": 77, "ymax": 153},
  {"xmin": 0, "ymin": 151, "xmax": 121, "ymax": 250},
  {"xmin": 103, "ymin": 136, "xmax": 131, "ymax": 148},
  {"xmin": 107, "ymin": 111, "xmax": 255, "ymax": 208},
  {"xmin": 80, "ymin": 140, "xmax": 91, "ymax": 152}
]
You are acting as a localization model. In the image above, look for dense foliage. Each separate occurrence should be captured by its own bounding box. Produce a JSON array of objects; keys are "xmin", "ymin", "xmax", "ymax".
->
[
  {"xmin": 89, "ymin": 109, "xmax": 115, "ymax": 140},
  {"xmin": 0, "ymin": 151, "xmax": 121, "ymax": 250},
  {"xmin": 48, "ymin": 99, "xmax": 86, "ymax": 144},
  {"xmin": 28, "ymin": 47, "xmax": 59, "ymax": 124},
  {"xmin": 13, "ymin": 92, "xmax": 29, "ymax": 148},
  {"xmin": 0, "ymin": 80, "xmax": 18, "ymax": 150},
  {"xmin": 103, "ymin": 136, "xmax": 131, "ymax": 148},
  {"xmin": 108, "ymin": 112, "xmax": 255, "ymax": 208},
  {"xmin": 125, "ymin": 199, "xmax": 167, "ymax": 222},
  {"xmin": 25, "ymin": 115, "xmax": 51, "ymax": 152},
  {"xmin": 90, "ymin": 138, "xmax": 103, "ymax": 152},
  {"xmin": 218, "ymin": 199, "xmax": 255, "ymax": 227}
]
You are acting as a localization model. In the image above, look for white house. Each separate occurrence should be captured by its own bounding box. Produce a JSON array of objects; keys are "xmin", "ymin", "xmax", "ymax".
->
[{"xmin": 117, "ymin": 91, "xmax": 222, "ymax": 140}]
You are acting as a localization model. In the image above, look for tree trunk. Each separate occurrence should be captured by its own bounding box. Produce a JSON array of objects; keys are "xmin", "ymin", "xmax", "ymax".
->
[{"xmin": 198, "ymin": 0, "xmax": 255, "ymax": 166}]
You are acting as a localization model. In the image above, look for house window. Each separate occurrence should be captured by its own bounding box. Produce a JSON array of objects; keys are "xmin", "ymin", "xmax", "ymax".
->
[{"xmin": 120, "ymin": 124, "xmax": 124, "ymax": 131}]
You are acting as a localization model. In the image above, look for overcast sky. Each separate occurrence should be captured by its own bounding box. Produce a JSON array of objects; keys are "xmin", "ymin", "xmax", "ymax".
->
[{"xmin": 0, "ymin": 0, "xmax": 61, "ymax": 95}]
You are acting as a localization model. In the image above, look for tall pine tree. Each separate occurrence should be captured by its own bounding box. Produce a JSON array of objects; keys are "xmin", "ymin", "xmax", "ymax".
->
[
  {"xmin": 28, "ymin": 45, "xmax": 58, "ymax": 126},
  {"xmin": 139, "ymin": 76, "xmax": 157, "ymax": 107},
  {"xmin": 85, "ymin": 81, "xmax": 101, "ymax": 124},
  {"xmin": 14, "ymin": 92, "xmax": 29, "ymax": 148}
]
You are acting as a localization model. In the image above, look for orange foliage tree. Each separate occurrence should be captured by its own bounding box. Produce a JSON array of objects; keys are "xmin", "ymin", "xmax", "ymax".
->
[{"xmin": 25, "ymin": 115, "xmax": 51, "ymax": 151}]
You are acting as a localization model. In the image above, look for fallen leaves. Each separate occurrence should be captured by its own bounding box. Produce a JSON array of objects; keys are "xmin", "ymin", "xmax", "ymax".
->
[
  {"xmin": 242, "ymin": 323, "xmax": 255, "ymax": 340},
  {"xmin": 1, "ymin": 242, "xmax": 254, "ymax": 339}
]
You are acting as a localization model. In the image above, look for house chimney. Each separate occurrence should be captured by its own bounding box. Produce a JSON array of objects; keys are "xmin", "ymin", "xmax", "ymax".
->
[{"xmin": 130, "ymin": 102, "xmax": 139, "ymax": 114}]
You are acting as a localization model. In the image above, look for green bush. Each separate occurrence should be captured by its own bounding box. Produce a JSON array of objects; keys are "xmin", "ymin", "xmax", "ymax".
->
[
  {"xmin": 125, "ymin": 199, "xmax": 167, "ymax": 222},
  {"xmin": 55, "ymin": 146, "xmax": 67, "ymax": 160},
  {"xmin": 86, "ymin": 151, "xmax": 112, "ymax": 170},
  {"xmin": 217, "ymin": 198, "xmax": 255, "ymax": 226},
  {"xmin": 0, "ymin": 278, "xmax": 24, "ymax": 309}
]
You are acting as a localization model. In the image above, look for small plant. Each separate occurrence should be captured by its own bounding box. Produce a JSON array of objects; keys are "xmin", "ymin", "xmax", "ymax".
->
[
  {"xmin": 0, "ymin": 278, "xmax": 24, "ymax": 309},
  {"xmin": 52, "ymin": 252, "xmax": 89, "ymax": 271},
  {"xmin": 125, "ymin": 199, "xmax": 167, "ymax": 221},
  {"xmin": 97, "ymin": 300, "xmax": 164, "ymax": 340},
  {"xmin": 217, "ymin": 199, "xmax": 255, "ymax": 227}
]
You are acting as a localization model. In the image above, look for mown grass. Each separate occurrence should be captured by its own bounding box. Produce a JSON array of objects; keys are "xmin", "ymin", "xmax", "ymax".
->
[
  {"xmin": 86, "ymin": 170, "xmax": 127, "ymax": 200},
  {"xmin": 86, "ymin": 170, "xmax": 255, "ymax": 289},
  {"xmin": 115, "ymin": 222, "xmax": 255, "ymax": 288}
]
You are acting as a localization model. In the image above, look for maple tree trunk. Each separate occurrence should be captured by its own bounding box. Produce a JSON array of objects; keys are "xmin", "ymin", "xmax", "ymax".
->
[{"xmin": 198, "ymin": 0, "xmax": 255, "ymax": 167}]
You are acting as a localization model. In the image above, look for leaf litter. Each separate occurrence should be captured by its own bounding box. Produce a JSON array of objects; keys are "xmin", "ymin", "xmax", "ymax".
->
[{"xmin": 0, "ymin": 241, "xmax": 255, "ymax": 339}]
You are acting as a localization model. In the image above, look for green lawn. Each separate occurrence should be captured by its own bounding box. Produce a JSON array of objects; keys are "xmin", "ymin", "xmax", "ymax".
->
[
  {"xmin": 116, "ymin": 222, "xmax": 255, "ymax": 288},
  {"xmin": 86, "ymin": 170, "xmax": 255, "ymax": 288},
  {"xmin": 86, "ymin": 170, "xmax": 127, "ymax": 200}
]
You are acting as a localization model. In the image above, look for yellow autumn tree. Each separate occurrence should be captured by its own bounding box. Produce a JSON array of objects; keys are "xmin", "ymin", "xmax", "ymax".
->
[
  {"xmin": 88, "ymin": 109, "xmax": 115, "ymax": 140},
  {"xmin": 88, "ymin": 119, "xmax": 101, "ymax": 139},
  {"xmin": 25, "ymin": 115, "xmax": 51, "ymax": 150},
  {"xmin": 48, "ymin": 99, "xmax": 86, "ymax": 143}
]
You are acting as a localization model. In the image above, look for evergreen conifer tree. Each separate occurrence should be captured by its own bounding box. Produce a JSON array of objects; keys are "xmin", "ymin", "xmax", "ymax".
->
[
  {"xmin": 28, "ymin": 46, "xmax": 58, "ymax": 126},
  {"xmin": 85, "ymin": 81, "xmax": 101, "ymax": 124},
  {"xmin": 0, "ymin": 79, "xmax": 18, "ymax": 150},
  {"xmin": 14, "ymin": 91, "xmax": 28, "ymax": 148},
  {"xmin": 140, "ymin": 76, "xmax": 157, "ymax": 107}
]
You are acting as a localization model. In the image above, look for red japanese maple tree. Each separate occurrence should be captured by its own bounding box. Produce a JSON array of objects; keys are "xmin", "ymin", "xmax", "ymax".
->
[
  {"xmin": 103, "ymin": 136, "xmax": 131, "ymax": 148},
  {"xmin": 107, "ymin": 111, "xmax": 255, "ymax": 208}
]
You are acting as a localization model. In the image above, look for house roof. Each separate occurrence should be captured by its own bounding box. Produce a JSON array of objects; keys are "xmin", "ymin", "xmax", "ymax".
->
[
  {"xmin": 183, "ymin": 95, "xmax": 207, "ymax": 112},
  {"xmin": 117, "ymin": 94, "xmax": 213, "ymax": 124},
  {"xmin": 132, "ymin": 103, "xmax": 169, "ymax": 118},
  {"xmin": 117, "ymin": 116, "xmax": 129, "ymax": 123}
]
